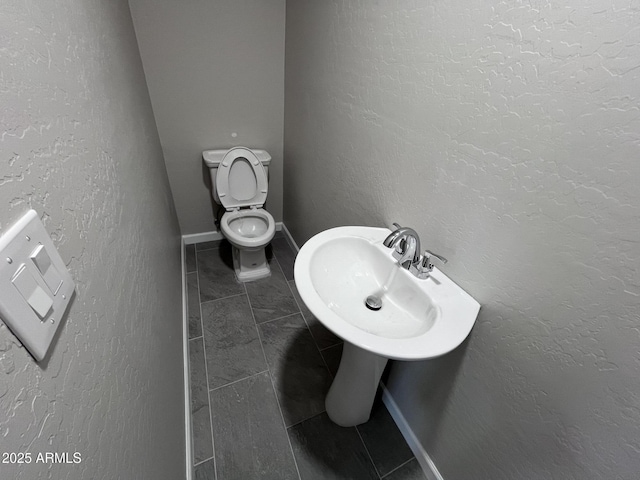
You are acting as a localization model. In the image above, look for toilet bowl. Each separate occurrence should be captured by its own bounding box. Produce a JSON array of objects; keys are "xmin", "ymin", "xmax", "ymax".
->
[
  {"xmin": 203, "ymin": 147, "xmax": 276, "ymax": 282},
  {"xmin": 220, "ymin": 208, "xmax": 275, "ymax": 281}
]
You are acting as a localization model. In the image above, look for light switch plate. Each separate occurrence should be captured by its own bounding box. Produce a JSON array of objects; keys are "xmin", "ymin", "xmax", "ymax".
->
[{"xmin": 0, "ymin": 210, "xmax": 75, "ymax": 361}]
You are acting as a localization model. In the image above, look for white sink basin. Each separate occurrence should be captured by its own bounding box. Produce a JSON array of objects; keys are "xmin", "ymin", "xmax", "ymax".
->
[{"xmin": 294, "ymin": 226, "xmax": 480, "ymax": 361}]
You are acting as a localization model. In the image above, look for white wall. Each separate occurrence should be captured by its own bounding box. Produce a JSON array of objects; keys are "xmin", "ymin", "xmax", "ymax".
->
[
  {"xmin": 129, "ymin": 0, "xmax": 286, "ymax": 235},
  {"xmin": 0, "ymin": 1, "xmax": 184, "ymax": 478},
  {"xmin": 284, "ymin": 1, "xmax": 640, "ymax": 478}
]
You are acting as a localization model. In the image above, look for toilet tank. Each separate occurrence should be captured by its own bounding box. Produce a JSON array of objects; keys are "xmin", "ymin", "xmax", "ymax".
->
[{"xmin": 202, "ymin": 148, "xmax": 271, "ymax": 204}]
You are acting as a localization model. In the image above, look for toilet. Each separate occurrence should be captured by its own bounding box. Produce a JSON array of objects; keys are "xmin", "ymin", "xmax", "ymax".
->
[{"xmin": 203, "ymin": 147, "xmax": 276, "ymax": 282}]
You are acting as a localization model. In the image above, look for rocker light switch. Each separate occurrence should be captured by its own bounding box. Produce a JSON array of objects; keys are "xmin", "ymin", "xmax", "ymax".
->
[
  {"xmin": 31, "ymin": 243, "xmax": 51, "ymax": 272},
  {"xmin": 0, "ymin": 210, "xmax": 75, "ymax": 361},
  {"xmin": 30, "ymin": 244, "xmax": 63, "ymax": 294},
  {"xmin": 11, "ymin": 264, "xmax": 53, "ymax": 318}
]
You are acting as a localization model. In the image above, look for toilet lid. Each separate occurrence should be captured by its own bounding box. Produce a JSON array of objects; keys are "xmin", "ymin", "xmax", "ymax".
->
[{"xmin": 216, "ymin": 147, "xmax": 268, "ymax": 210}]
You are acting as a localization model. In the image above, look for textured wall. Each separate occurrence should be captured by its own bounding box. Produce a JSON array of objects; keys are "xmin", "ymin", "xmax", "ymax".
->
[
  {"xmin": 129, "ymin": 0, "xmax": 286, "ymax": 235},
  {"xmin": 0, "ymin": 1, "xmax": 184, "ymax": 479},
  {"xmin": 284, "ymin": 1, "xmax": 640, "ymax": 478}
]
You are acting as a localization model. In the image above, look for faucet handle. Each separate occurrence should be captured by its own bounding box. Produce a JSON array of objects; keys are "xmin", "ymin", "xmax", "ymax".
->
[
  {"xmin": 422, "ymin": 250, "xmax": 448, "ymax": 269},
  {"xmin": 391, "ymin": 222, "xmax": 402, "ymax": 230},
  {"xmin": 413, "ymin": 250, "xmax": 448, "ymax": 279}
]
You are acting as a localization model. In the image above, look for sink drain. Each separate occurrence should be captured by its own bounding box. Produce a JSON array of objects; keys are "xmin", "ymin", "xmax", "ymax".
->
[{"xmin": 365, "ymin": 295, "xmax": 382, "ymax": 311}]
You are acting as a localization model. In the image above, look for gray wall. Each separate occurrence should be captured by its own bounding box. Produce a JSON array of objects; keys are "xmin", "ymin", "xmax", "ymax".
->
[
  {"xmin": 284, "ymin": 1, "xmax": 640, "ymax": 478},
  {"xmin": 0, "ymin": 1, "xmax": 184, "ymax": 479},
  {"xmin": 129, "ymin": 0, "xmax": 286, "ymax": 235}
]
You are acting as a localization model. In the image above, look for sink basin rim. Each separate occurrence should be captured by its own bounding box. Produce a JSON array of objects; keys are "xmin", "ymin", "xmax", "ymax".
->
[{"xmin": 294, "ymin": 226, "xmax": 480, "ymax": 361}]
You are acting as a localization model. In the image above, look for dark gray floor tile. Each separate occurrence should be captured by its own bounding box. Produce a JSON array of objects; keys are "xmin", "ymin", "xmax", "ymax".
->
[
  {"xmin": 288, "ymin": 412, "xmax": 379, "ymax": 480},
  {"xmin": 383, "ymin": 459, "xmax": 427, "ymax": 480},
  {"xmin": 186, "ymin": 244, "xmax": 197, "ymax": 273},
  {"xmin": 196, "ymin": 239, "xmax": 223, "ymax": 251},
  {"xmin": 273, "ymin": 230, "xmax": 284, "ymax": 239},
  {"xmin": 357, "ymin": 400, "xmax": 415, "ymax": 477},
  {"xmin": 197, "ymin": 246, "xmax": 244, "ymax": 302},
  {"xmin": 289, "ymin": 280, "xmax": 342, "ymax": 349},
  {"xmin": 187, "ymin": 272, "xmax": 202, "ymax": 338},
  {"xmin": 202, "ymin": 295, "xmax": 267, "ymax": 388},
  {"xmin": 320, "ymin": 343, "xmax": 343, "ymax": 378},
  {"xmin": 189, "ymin": 338, "xmax": 213, "ymax": 464},
  {"xmin": 259, "ymin": 314, "xmax": 333, "ymax": 426},
  {"xmin": 194, "ymin": 458, "xmax": 216, "ymax": 480},
  {"xmin": 210, "ymin": 372, "xmax": 299, "ymax": 480},
  {"xmin": 245, "ymin": 265, "xmax": 299, "ymax": 323},
  {"xmin": 271, "ymin": 237, "xmax": 296, "ymax": 281}
]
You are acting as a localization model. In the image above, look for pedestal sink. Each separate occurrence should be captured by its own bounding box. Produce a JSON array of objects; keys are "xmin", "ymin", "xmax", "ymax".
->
[{"xmin": 294, "ymin": 226, "xmax": 480, "ymax": 427}]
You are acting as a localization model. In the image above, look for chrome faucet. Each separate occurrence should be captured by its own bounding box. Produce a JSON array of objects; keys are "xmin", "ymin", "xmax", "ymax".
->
[
  {"xmin": 384, "ymin": 223, "xmax": 448, "ymax": 279},
  {"xmin": 383, "ymin": 223, "xmax": 421, "ymax": 269}
]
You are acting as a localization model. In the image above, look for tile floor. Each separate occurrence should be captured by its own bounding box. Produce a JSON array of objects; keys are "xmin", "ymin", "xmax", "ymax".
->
[{"xmin": 186, "ymin": 233, "xmax": 427, "ymax": 480}]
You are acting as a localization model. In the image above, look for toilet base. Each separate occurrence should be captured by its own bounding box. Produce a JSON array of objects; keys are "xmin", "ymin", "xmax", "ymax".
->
[{"xmin": 232, "ymin": 245, "xmax": 271, "ymax": 282}]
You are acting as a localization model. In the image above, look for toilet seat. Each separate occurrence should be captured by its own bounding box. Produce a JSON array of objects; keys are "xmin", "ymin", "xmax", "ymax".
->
[
  {"xmin": 220, "ymin": 208, "xmax": 276, "ymax": 249},
  {"xmin": 216, "ymin": 147, "xmax": 268, "ymax": 210}
]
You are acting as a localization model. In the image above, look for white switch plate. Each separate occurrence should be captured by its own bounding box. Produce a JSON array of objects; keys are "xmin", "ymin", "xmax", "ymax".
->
[{"xmin": 0, "ymin": 210, "xmax": 75, "ymax": 361}]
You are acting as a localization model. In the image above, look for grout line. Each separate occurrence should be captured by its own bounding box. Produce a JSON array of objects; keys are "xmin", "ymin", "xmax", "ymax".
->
[
  {"xmin": 195, "ymin": 249, "xmax": 218, "ymax": 480},
  {"xmin": 208, "ymin": 369, "xmax": 270, "ymax": 393},
  {"xmin": 318, "ymin": 341, "xmax": 344, "ymax": 352},
  {"xmin": 380, "ymin": 457, "xmax": 416, "ymax": 479},
  {"xmin": 286, "ymin": 279, "xmax": 303, "ymax": 314},
  {"xmin": 284, "ymin": 410, "xmax": 325, "ymax": 431},
  {"xmin": 193, "ymin": 454, "xmax": 215, "ymax": 469},
  {"xmin": 255, "ymin": 311, "xmax": 301, "ymax": 326},
  {"xmin": 273, "ymin": 262, "xmax": 336, "ymax": 428},
  {"xmin": 286, "ymin": 278, "xmax": 340, "ymax": 369},
  {"xmin": 285, "ymin": 277, "xmax": 314, "ymax": 333},
  {"xmin": 189, "ymin": 335, "xmax": 203, "ymax": 342},
  {"xmin": 246, "ymin": 281, "xmax": 303, "ymax": 480},
  {"xmin": 243, "ymin": 280, "xmax": 272, "ymax": 383},
  {"xmin": 355, "ymin": 425, "xmax": 382, "ymax": 479},
  {"xmin": 200, "ymin": 292, "xmax": 246, "ymax": 306},
  {"xmin": 283, "ymin": 274, "xmax": 336, "ymax": 382},
  {"xmin": 195, "ymin": 243, "xmax": 223, "ymax": 253},
  {"xmin": 317, "ymin": 347, "xmax": 336, "ymax": 380},
  {"xmin": 196, "ymin": 247, "xmax": 220, "ymax": 253},
  {"xmin": 270, "ymin": 238, "xmax": 296, "ymax": 282},
  {"xmin": 269, "ymin": 249, "xmax": 288, "ymax": 280},
  {"xmin": 273, "ymin": 241, "xmax": 339, "ymax": 427}
]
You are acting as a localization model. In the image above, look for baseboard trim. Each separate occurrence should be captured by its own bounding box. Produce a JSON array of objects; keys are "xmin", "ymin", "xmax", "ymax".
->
[
  {"xmin": 280, "ymin": 222, "xmax": 300, "ymax": 253},
  {"xmin": 182, "ymin": 230, "xmax": 224, "ymax": 245},
  {"xmin": 381, "ymin": 384, "xmax": 444, "ymax": 480},
  {"xmin": 181, "ymin": 238, "xmax": 193, "ymax": 480}
]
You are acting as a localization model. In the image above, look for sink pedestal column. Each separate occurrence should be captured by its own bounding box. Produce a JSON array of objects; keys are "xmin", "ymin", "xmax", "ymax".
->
[{"xmin": 325, "ymin": 341, "xmax": 388, "ymax": 427}]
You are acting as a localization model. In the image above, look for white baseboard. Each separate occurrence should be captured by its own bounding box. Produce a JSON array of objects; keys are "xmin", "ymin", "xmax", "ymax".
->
[
  {"xmin": 182, "ymin": 230, "xmax": 224, "ymax": 245},
  {"xmin": 181, "ymin": 238, "xmax": 193, "ymax": 480},
  {"xmin": 280, "ymin": 222, "xmax": 300, "ymax": 253},
  {"xmin": 381, "ymin": 384, "xmax": 443, "ymax": 480}
]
